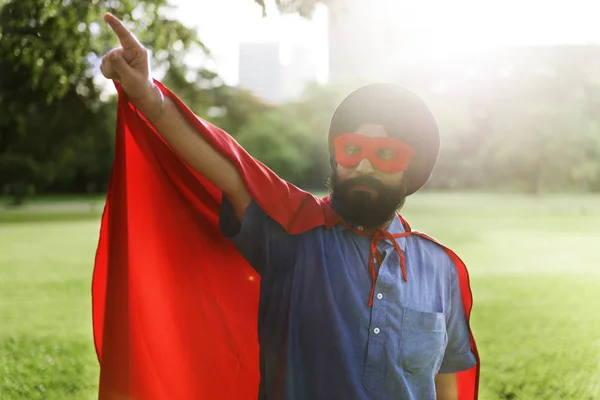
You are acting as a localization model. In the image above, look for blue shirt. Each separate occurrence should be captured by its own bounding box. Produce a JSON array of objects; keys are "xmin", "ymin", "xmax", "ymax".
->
[{"xmin": 220, "ymin": 197, "xmax": 476, "ymax": 400}]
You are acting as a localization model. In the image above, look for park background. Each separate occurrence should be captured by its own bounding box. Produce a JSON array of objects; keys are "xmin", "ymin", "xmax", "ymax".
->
[{"xmin": 1, "ymin": 0, "xmax": 599, "ymax": 399}]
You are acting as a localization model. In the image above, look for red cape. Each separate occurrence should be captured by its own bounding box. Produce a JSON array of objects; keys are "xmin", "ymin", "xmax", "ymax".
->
[{"xmin": 92, "ymin": 81, "xmax": 480, "ymax": 399}]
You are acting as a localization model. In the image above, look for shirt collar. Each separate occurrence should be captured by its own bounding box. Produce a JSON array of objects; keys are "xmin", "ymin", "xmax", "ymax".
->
[{"xmin": 334, "ymin": 215, "xmax": 407, "ymax": 251}]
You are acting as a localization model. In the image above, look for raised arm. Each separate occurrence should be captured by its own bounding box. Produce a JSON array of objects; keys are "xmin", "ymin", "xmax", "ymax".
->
[{"xmin": 100, "ymin": 13, "xmax": 250, "ymax": 220}]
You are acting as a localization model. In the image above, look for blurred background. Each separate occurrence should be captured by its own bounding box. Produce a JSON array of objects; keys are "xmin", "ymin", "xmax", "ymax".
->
[{"xmin": 1, "ymin": 0, "xmax": 599, "ymax": 399}]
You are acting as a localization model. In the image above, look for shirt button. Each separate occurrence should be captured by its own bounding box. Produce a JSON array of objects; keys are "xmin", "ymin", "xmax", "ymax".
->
[
  {"xmin": 376, "ymin": 293, "xmax": 383, "ymax": 300},
  {"xmin": 357, "ymin": 225, "xmax": 364, "ymax": 231},
  {"xmin": 373, "ymin": 327, "xmax": 380, "ymax": 334}
]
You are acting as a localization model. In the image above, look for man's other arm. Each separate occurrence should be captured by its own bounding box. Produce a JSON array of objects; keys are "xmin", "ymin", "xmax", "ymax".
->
[{"xmin": 435, "ymin": 373, "xmax": 458, "ymax": 400}]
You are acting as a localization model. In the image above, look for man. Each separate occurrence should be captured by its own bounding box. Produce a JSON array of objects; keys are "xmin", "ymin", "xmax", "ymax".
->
[{"xmin": 95, "ymin": 12, "xmax": 479, "ymax": 400}]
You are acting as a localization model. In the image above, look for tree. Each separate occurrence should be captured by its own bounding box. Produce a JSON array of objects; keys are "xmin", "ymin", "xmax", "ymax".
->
[
  {"xmin": 0, "ymin": 0, "xmax": 336, "ymax": 203},
  {"xmin": 236, "ymin": 110, "xmax": 315, "ymax": 185},
  {"xmin": 389, "ymin": 45, "xmax": 600, "ymax": 193},
  {"xmin": 0, "ymin": 0, "xmax": 205, "ymax": 200},
  {"xmin": 255, "ymin": 0, "xmax": 334, "ymax": 17}
]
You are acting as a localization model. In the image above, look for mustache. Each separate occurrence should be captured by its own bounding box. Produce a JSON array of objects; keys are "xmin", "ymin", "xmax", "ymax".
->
[{"xmin": 339, "ymin": 176, "xmax": 386, "ymax": 190}]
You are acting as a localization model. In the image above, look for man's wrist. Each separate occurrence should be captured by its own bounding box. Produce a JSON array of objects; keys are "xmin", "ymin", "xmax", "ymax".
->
[{"xmin": 133, "ymin": 82, "xmax": 164, "ymax": 123}]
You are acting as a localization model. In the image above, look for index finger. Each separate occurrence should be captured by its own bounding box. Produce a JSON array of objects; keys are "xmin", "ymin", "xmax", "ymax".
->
[{"xmin": 104, "ymin": 12, "xmax": 140, "ymax": 49}]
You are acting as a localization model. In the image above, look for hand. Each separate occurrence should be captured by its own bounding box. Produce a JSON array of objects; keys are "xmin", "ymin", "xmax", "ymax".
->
[{"xmin": 100, "ymin": 13, "xmax": 157, "ymax": 106}]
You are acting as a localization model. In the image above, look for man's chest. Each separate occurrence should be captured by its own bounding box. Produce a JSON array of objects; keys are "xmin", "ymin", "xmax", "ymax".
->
[
  {"xmin": 257, "ymin": 232, "xmax": 453, "ymax": 392},
  {"xmin": 267, "ymin": 231, "xmax": 450, "ymax": 315}
]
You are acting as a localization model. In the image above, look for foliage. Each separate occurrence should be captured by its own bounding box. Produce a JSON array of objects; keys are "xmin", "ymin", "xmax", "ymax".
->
[
  {"xmin": 236, "ymin": 110, "xmax": 315, "ymax": 184},
  {"xmin": 0, "ymin": 0, "xmax": 334, "ymax": 203},
  {"xmin": 407, "ymin": 47, "xmax": 600, "ymax": 194},
  {"xmin": 254, "ymin": 0, "xmax": 333, "ymax": 18},
  {"xmin": 2, "ymin": 0, "xmax": 600, "ymax": 204},
  {"xmin": 0, "ymin": 0, "xmax": 203, "ymax": 200}
]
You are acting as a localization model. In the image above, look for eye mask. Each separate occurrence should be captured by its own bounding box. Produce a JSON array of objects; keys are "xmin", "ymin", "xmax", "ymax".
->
[{"xmin": 333, "ymin": 133, "xmax": 414, "ymax": 173}]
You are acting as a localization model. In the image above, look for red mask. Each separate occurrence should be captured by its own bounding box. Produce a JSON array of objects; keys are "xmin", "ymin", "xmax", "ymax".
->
[{"xmin": 333, "ymin": 133, "xmax": 415, "ymax": 173}]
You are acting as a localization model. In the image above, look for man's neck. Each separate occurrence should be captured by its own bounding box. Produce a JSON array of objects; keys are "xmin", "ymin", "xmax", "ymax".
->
[{"xmin": 378, "ymin": 215, "xmax": 396, "ymax": 231}]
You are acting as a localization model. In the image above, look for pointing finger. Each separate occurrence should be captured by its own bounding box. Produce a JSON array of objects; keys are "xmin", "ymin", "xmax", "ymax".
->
[{"xmin": 104, "ymin": 12, "xmax": 140, "ymax": 49}]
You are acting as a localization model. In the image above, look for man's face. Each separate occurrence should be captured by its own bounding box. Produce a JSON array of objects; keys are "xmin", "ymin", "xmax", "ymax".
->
[{"xmin": 329, "ymin": 123, "xmax": 407, "ymax": 229}]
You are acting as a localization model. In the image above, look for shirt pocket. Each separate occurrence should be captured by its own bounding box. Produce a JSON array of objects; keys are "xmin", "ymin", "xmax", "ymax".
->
[{"xmin": 398, "ymin": 306, "xmax": 447, "ymax": 375}]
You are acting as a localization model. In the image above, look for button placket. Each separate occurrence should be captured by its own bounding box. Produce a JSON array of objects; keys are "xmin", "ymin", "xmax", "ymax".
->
[
  {"xmin": 362, "ymin": 291, "xmax": 387, "ymax": 391},
  {"xmin": 362, "ymin": 252, "xmax": 392, "ymax": 391}
]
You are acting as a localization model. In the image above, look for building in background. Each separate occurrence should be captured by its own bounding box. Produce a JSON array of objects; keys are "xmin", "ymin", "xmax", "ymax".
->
[
  {"xmin": 238, "ymin": 42, "xmax": 284, "ymax": 104},
  {"xmin": 238, "ymin": 42, "xmax": 319, "ymax": 103},
  {"xmin": 281, "ymin": 43, "xmax": 319, "ymax": 100}
]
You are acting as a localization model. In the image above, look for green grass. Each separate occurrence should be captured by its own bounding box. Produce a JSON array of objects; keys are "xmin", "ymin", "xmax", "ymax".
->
[
  {"xmin": 0, "ymin": 209, "xmax": 102, "ymax": 399},
  {"xmin": 1, "ymin": 193, "xmax": 599, "ymax": 399}
]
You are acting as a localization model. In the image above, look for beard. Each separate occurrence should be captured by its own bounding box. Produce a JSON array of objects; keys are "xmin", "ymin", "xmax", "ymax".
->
[{"xmin": 328, "ymin": 172, "xmax": 407, "ymax": 229}]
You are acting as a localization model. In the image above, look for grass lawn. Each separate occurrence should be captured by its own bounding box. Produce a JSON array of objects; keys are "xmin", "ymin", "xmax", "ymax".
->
[
  {"xmin": 1, "ymin": 192, "xmax": 599, "ymax": 399},
  {"xmin": 0, "ymin": 207, "xmax": 102, "ymax": 399}
]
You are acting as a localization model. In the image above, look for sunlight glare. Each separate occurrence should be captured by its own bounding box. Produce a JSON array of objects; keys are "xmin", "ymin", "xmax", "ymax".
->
[{"xmin": 385, "ymin": 0, "xmax": 600, "ymax": 61}]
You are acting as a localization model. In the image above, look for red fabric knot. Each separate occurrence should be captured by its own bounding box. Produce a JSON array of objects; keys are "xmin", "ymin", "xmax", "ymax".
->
[{"xmin": 342, "ymin": 217, "xmax": 412, "ymax": 307}]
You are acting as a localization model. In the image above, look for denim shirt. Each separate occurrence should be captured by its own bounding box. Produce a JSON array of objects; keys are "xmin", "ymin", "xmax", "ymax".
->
[{"xmin": 220, "ymin": 198, "xmax": 476, "ymax": 400}]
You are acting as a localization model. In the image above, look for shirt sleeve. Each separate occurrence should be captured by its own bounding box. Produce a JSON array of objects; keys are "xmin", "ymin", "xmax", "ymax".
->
[
  {"xmin": 438, "ymin": 260, "xmax": 478, "ymax": 374},
  {"xmin": 219, "ymin": 194, "xmax": 295, "ymax": 276}
]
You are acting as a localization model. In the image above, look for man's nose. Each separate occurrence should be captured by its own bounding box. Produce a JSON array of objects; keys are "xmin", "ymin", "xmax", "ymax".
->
[{"xmin": 354, "ymin": 158, "xmax": 376, "ymax": 174}]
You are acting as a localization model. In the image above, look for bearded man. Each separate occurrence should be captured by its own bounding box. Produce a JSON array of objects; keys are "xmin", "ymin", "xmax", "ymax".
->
[{"xmin": 93, "ymin": 13, "xmax": 480, "ymax": 400}]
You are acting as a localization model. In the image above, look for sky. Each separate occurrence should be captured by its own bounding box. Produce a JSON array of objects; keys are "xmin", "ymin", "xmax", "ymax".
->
[
  {"xmin": 150, "ymin": 0, "xmax": 600, "ymax": 85},
  {"xmin": 394, "ymin": 0, "xmax": 600, "ymax": 56}
]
